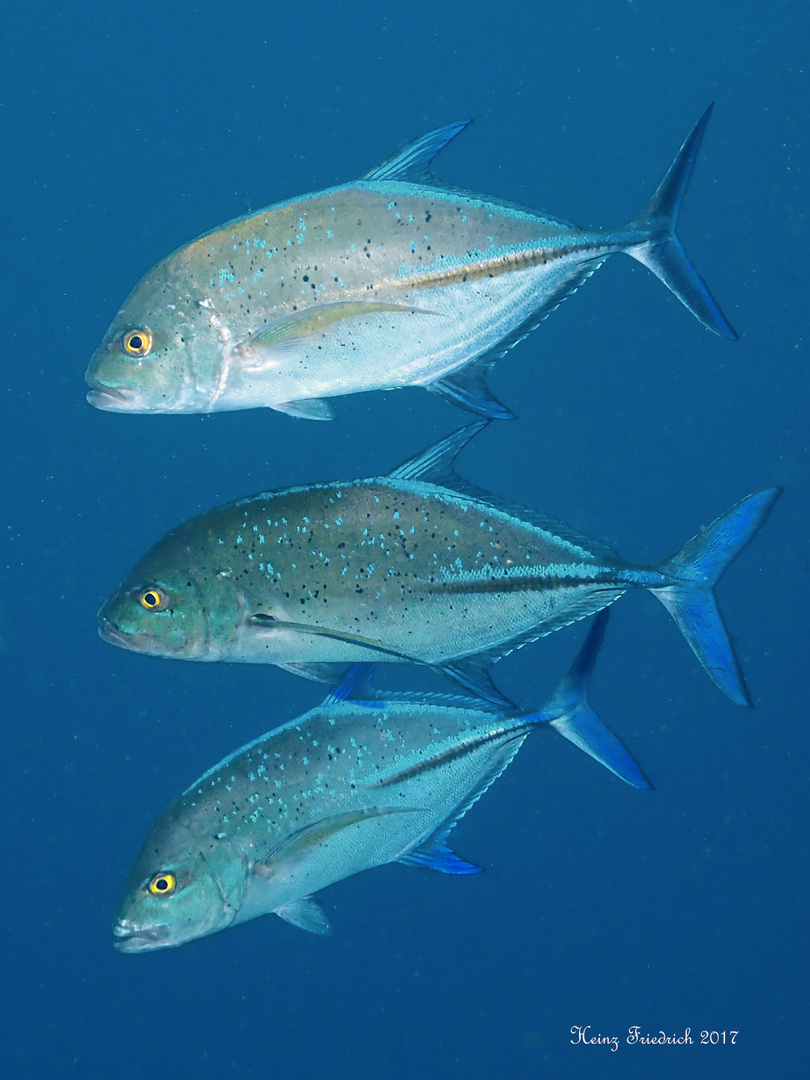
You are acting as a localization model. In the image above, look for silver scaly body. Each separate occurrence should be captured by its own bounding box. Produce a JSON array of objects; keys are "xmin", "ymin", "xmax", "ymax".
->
[
  {"xmin": 113, "ymin": 617, "xmax": 649, "ymax": 952},
  {"xmin": 87, "ymin": 109, "xmax": 735, "ymax": 420}
]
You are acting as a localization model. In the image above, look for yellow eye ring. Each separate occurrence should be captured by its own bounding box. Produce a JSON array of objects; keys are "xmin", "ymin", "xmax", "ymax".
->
[
  {"xmin": 148, "ymin": 873, "xmax": 176, "ymax": 896},
  {"xmin": 139, "ymin": 588, "xmax": 164, "ymax": 610},
  {"xmin": 123, "ymin": 329, "xmax": 152, "ymax": 357}
]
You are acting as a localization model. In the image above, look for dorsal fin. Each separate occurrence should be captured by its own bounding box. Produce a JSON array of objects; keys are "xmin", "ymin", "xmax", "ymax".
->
[
  {"xmin": 355, "ymin": 689, "xmax": 508, "ymax": 714},
  {"xmin": 388, "ymin": 421, "xmax": 489, "ymax": 484},
  {"xmin": 321, "ymin": 664, "xmax": 377, "ymax": 706},
  {"xmin": 387, "ymin": 424, "xmax": 620, "ymax": 561},
  {"xmin": 361, "ymin": 121, "xmax": 472, "ymax": 183},
  {"xmin": 433, "ymin": 652, "xmax": 516, "ymax": 708}
]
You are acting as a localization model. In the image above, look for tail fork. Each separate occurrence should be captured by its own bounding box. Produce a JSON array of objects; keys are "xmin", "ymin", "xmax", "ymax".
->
[
  {"xmin": 533, "ymin": 611, "xmax": 651, "ymax": 789},
  {"xmin": 627, "ymin": 104, "xmax": 738, "ymax": 340},
  {"xmin": 653, "ymin": 488, "xmax": 781, "ymax": 706}
]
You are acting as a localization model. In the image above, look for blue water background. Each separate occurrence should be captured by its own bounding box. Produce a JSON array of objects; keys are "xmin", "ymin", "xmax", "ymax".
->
[{"xmin": 1, "ymin": 2, "xmax": 807, "ymax": 1076}]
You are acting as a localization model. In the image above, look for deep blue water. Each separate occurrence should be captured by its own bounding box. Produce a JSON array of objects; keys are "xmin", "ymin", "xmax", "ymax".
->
[{"xmin": 2, "ymin": 2, "xmax": 807, "ymax": 1076}]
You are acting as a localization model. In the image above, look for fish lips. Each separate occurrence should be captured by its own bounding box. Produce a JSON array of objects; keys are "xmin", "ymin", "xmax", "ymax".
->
[
  {"xmin": 97, "ymin": 612, "xmax": 151, "ymax": 653},
  {"xmin": 85, "ymin": 371, "xmax": 137, "ymax": 411},
  {"xmin": 113, "ymin": 918, "xmax": 172, "ymax": 954}
]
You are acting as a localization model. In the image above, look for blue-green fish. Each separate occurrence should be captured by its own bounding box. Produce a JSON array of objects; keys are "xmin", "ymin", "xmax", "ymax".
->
[
  {"xmin": 98, "ymin": 423, "xmax": 779, "ymax": 708},
  {"xmin": 113, "ymin": 613, "xmax": 648, "ymax": 952},
  {"xmin": 87, "ymin": 107, "xmax": 735, "ymax": 421}
]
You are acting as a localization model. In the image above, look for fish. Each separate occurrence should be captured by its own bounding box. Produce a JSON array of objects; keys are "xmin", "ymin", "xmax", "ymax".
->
[
  {"xmin": 87, "ymin": 107, "xmax": 735, "ymax": 421},
  {"xmin": 113, "ymin": 612, "xmax": 650, "ymax": 952},
  {"xmin": 98, "ymin": 422, "xmax": 780, "ymax": 708}
]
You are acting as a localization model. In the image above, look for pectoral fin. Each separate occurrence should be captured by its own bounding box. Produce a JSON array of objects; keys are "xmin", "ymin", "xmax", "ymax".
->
[
  {"xmin": 248, "ymin": 614, "xmax": 416, "ymax": 663},
  {"xmin": 260, "ymin": 807, "xmax": 422, "ymax": 868},
  {"xmin": 236, "ymin": 301, "xmax": 440, "ymax": 371}
]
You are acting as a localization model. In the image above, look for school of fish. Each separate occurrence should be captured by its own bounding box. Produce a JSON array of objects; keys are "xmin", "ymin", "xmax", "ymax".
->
[{"xmin": 89, "ymin": 108, "xmax": 780, "ymax": 951}]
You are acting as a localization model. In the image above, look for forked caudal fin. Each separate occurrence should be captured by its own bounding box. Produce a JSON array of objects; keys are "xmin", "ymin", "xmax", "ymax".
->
[
  {"xmin": 652, "ymin": 487, "xmax": 781, "ymax": 706},
  {"xmin": 626, "ymin": 104, "xmax": 738, "ymax": 340},
  {"xmin": 531, "ymin": 611, "xmax": 651, "ymax": 789}
]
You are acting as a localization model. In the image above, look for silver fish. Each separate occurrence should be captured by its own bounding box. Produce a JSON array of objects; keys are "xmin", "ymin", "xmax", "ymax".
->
[
  {"xmin": 113, "ymin": 613, "xmax": 649, "ymax": 952},
  {"xmin": 98, "ymin": 423, "xmax": 779, "ymax": 708},
  {"xmin": 87, "ymin": 107, "xmax": 735, "ymax": 420}
]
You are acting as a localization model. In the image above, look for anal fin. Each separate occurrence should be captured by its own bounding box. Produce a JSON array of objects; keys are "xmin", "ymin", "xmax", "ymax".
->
[
  {"xmin": 399, "ymin": 837, "xmax": 482, "ymax": 876},
  {"xmin": 427, "ymin": 360, "xmax": 515, "ymax": 420},
  {"xmin": 271, "ymin": 398, "xmax": 335, "ymax": 421},
  {"xmin": 279, "ymin": 661, "xmax": 356, "ymax": 685},
  {"xmin": 275, "ymin": 896, "xmax": 332, "ymax": 935}
]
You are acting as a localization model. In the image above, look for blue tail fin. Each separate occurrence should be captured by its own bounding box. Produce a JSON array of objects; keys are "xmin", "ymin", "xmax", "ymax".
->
[
  {"xmin": 653, "ymin": 488, "xmax": 781, "ymax": 706},
  {"xmin": 627, "ymin": 104, "xmax": 737, "ymax": 340},
  {"xmin": 531, "ymin": 611, "xmax": 651, "ymax": 789}
]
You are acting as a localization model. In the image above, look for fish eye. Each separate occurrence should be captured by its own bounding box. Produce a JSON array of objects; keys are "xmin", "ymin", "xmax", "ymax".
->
[
  {"xmin": 148, "ymin": 873, "xmax": 176, "ymax": 896},
  {"xmin": 122, "ymin": 329, "xmax": 153, "ymax": 357},
  {"xmin": 139, "ymin": 588, "xmax": 166, "ymax": 611}
]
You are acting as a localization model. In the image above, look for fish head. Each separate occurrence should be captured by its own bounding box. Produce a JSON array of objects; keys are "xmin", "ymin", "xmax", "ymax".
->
[
  {"xmin": 98, "ymin": 525, "xmax": 245, "ymax": 660},
  {"xmin": 114, "ymin": 806, "xmax": 248, "ymax": 953},
  {"xmin": 86, "ymin": 253, "xmax": 226, "ymax": 414}
]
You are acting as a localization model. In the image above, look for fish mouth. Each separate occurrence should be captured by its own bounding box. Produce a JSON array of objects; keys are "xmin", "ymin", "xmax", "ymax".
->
[
  {"xmin": 113, "ymin": 919, "xmax": 171, "ymax": 953},
  {"xmin": 98, "ymin": 615, "xmax": 146, "ymax": 652},
  {"xmin": 85, "ymin": 373, "xmax": 135, "ymax": 411}
]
